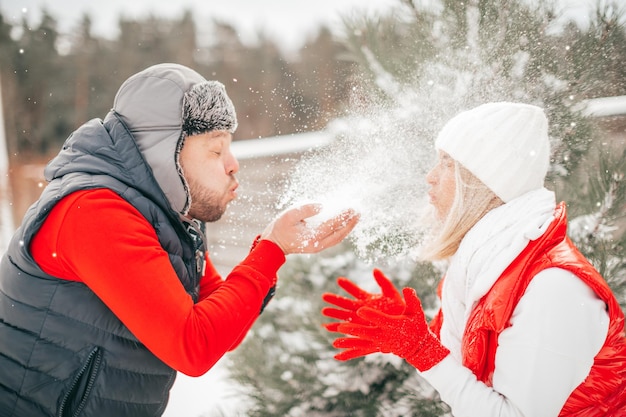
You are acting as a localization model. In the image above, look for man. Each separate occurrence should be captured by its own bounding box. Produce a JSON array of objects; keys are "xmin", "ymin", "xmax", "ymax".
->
[{"xmin": 0, "ymin": 63, "xmax": 358, "ymax": 417}]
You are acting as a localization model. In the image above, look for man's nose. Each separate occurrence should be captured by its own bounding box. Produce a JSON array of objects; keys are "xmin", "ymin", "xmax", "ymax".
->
[{"xmin": 226, "ymin": 153, "xmax": 239, "ymax": 175}]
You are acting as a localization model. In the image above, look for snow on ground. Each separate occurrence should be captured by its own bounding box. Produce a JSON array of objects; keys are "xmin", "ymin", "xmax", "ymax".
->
[{"xmin": 163, "ymin": 358, "xmax": 250, "ymax": 417}]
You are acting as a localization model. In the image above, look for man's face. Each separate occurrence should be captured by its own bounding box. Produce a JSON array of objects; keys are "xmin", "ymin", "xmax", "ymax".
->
[
  {"xmin": 425, "ymin": 151, "xmax": 456, "ymax": 221},
  {"xmin": 179, "ymin": 130, "xmax": 239, "ymax": 222}
]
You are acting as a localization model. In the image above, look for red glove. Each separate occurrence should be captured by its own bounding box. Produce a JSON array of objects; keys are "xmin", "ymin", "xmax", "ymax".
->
[
  {"xmin": 322, "ymin": 269, "xmax": 405, "ymax": 331},
  {"xmin": 332, "ymin": 287, "xmax": 450, "ymax": 372}
]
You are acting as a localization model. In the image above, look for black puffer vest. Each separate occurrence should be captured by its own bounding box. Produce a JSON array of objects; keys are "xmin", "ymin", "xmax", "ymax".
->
[{"xmin": 0, "ymin": 112, "xmax": 204, "ymax": 417}]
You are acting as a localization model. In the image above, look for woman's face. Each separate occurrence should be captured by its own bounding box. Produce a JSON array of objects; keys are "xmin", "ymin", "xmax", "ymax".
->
[{"xmin": 426, "ymin": 151, "xmax": 456, "ymax": 221}]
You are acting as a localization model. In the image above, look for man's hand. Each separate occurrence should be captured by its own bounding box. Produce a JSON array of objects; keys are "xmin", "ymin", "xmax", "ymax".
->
[{"xmin": 261, "ymin": 203, "xmax": 359, "ymax": 255}]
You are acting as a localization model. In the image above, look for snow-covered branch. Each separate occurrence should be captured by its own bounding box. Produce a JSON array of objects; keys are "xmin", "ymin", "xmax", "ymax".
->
[
  {"xmin": 569, "ymin": 171, "xmax": 623, "ymax": 248},
  {"xmin": 360, "ymin": 46, "xmax": 418, "ymax": 107}
]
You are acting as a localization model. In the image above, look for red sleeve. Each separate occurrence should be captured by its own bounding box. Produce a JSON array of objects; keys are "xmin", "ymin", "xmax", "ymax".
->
[
  {"xmin": 30, "ymin": 189, "xmax": 285, "ymax": 376},
  {"xmin": 198, "ymin": 236, "xmax": 278, "ymax": 351},
  {"xmin": 198, "ymin": 253, "xmax": 225, "ymax": 300}
]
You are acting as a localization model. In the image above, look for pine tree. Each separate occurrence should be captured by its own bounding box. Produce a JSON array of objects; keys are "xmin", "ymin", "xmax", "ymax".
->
[
  {"xmin": 227, "ymin": 1, "xmax": 626, "ymax": 416},
  {"xmin": 228, "ymin": 251, "xmax": 448, "ymax": 417}
]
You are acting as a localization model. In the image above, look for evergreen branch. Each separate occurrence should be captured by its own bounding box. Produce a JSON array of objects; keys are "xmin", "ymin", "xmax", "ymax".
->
[{"xmin": 569, "ymin": 169, "xmax": 621, "ymax": 248}]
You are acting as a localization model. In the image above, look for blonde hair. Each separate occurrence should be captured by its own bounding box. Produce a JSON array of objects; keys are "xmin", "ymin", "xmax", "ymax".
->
[{"xmin": 419, "ymin": 162, "xmax": 504, "ymax": 261}]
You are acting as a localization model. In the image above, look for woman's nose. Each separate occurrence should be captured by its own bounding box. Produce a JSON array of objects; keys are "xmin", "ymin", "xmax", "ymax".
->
[{"xmin": 426, "ymin": 167, "xmax": 437, "ymax": 185}]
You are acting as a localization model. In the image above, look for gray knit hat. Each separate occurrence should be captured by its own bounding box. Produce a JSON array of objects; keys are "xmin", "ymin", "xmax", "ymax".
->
[{"xmin": 113, "ymin": 63, "xmax": 237, "ymax": 214}]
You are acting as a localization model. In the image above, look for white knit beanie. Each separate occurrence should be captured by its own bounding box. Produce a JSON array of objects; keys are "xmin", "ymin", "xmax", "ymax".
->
[{"xmin": 435, "ymin": 102, "xmax": 550, "ymax": 202}]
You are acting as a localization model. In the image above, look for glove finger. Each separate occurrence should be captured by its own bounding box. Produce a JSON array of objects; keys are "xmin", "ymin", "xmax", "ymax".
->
[
  {"xmin": 323, "ymin": 319, "xmax": 370, "ymax": 333},
  {"xmin": 402, "ymin": 287, "xmax": 424, "ymax": 314},
  {"xmin": 321, "ymin": 307, "xmax": 355, "ymax": 321},
  {"xmin": 335, "ymin": 321, "xmax": 382, "ymax": 340},
  {"xmin": 355, "ymin": 306, "xmax": 397, "ymax": 329},
  {"xmin": 333, "ymin": 336, "xmax": 376, "ymax": 350},
  {"xmin": 322, "ymin": 292, "xmax": 359, "ymax": 310},
  {"xmin": 335, "ymin": 347, "xmax": 379, "ymax": 361},
  {"xmin": 372, "ymin": 269, "xmax": 402, "ymax": 299},
  {"xmin": 322, "ymin": 310, "xmax": 370, "ymax": 327},
  {"xmin": 337, "ymin": 277, "xmax": 372, "ymax": 300},
  {"xmin": 323, "ymin": 322, "xmax": 341, "ymax": 332}
]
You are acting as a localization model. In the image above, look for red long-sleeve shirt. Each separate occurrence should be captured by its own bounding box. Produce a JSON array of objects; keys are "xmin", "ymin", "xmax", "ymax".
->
[{"xmin": 30, "ymin": 188, "xmax": 285, "ymax": 376}]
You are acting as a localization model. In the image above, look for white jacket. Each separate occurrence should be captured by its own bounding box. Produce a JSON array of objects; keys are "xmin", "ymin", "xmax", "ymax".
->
[{"xmin": 421, "ymin": 189, "xmax": 609, "ymax": 417}]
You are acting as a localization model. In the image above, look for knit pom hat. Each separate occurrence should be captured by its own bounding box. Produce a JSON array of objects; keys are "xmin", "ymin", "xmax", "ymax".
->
[
  {"xmin": 113, "ymin": 63, "xmax": 237, "ymax": 214},
  {"xmin": 435, "ymin": 102, "xmax": 550, "ymax": 202}
]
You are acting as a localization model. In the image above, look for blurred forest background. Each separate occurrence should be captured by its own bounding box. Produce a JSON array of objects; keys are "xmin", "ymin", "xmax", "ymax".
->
[
  {"xmin": 0, "ymin": 5, "xmax": 365, "ymax": 219},
  {"xmin": 1, "ymin": 0, "xmax": 626, "ymax": 416},
  {"xmin": 0, "ymin": 10, "xmax": 355, "ymax": 151}
]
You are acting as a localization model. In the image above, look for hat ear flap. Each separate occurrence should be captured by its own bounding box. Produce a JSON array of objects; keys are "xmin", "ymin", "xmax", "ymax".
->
[{"xmin": 175, "ymin": 131, "xmax": 191, "ymax": 216}]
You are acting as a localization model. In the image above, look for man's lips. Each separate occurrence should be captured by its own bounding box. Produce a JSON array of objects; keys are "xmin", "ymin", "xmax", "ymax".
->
[{"xmin": 229, "ymin": 181, "xmax": 239, "ymax": 198}]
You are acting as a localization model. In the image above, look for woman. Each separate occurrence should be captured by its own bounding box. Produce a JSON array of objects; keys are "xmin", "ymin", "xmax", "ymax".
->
[{"xmin": 322, "ymin": 102, "xmax": 626, "ymax": 416}]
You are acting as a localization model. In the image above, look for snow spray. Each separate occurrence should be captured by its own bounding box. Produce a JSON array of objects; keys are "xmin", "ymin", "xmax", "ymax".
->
[
  {"xmin": 276, "ymin": 44, "xmax": 533, "ymax": 262},
  {"xmin": 277, "ymin": 101, "xmax": 442, "ymax": 263}
]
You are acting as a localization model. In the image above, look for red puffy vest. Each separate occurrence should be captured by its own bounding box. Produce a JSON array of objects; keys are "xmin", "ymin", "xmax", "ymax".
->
[{"xmin": 430, "ymin": 203, "xmax": 626, "ymax": 415}]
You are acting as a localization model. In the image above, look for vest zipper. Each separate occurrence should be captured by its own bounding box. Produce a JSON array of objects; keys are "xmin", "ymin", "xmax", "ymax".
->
[
  {"xmin": 57, "ymin": 346, "xmax": 103, "ymax": 417},
  {"xmin": 180, "ymin": 215, "xmax": 206, "ymax": 300}
]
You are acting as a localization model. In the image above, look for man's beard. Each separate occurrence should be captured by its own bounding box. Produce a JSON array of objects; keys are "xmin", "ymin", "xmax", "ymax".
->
[{"xmin": 186, "ymin": 181, "xmax": 228, "ymax": 223}]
